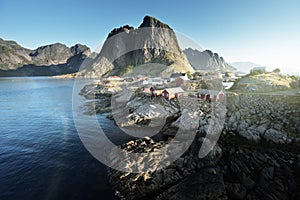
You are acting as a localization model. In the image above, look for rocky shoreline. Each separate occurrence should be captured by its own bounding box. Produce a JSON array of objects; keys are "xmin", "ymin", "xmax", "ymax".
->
[
  {"xmin": 80, "ymin": 83, "xmax": 300, "ymax": 200},
  {"xmin": 226, "ymin": 93, "xmax": 300, "ymax": 144},
  {"xmin": 108, "ymin": 136, "xmax": 300, "ymax": 200}
]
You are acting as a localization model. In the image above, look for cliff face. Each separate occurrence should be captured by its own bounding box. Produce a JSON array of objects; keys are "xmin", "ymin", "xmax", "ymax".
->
[
  {"xmin": 183, "ymin": 48, "xmax": 236, "ymax": 72},
  {"xmin": 78, "ymin": 16, "xmax": 194, "ymax": 78},
  {"xmin": 0, "ymin": 38, "xmax": 91, "ymax": 76}
]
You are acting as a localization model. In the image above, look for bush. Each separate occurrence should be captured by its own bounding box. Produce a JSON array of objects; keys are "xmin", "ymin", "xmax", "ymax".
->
[
  {"xmin": 186, "ymin": 71, "xmax": 192, "ymax": 79},
  {"xmin": 272, "ymin": 68, "xmax": 281, "ymax": 73},
  {"xmin": 116, "ymin": 65, "xmax": 134, "ymax": 76},
  {"xmin": 249, "ymin": 70, "xmax": 265, "ymax": 76}
]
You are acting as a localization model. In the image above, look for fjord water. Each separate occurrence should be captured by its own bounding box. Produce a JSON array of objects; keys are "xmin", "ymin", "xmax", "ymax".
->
[{"xmin": 0, "ymin": 77, "xmax": 119, "ymax": 200}]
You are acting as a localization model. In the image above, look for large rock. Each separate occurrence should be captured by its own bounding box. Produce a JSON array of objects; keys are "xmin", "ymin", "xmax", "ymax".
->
[{"xmin": 263, "ymin": 128, "xmax": 293, "ymax": 144}]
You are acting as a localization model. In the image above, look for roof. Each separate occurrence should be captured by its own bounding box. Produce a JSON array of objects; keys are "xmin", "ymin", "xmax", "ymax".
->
[
  {"xmin": 198, "ymin": 89, "xmax": 223, "ymax": 96},
  {"xmin": 199, "ymin": 89, "xmax": 209, "ymax": 94},
  {"xmin": 164, "ymin": 87, "xmax": 185, "ymax": 93},
  {"xmin": 107, "ymin": 76, "xmax": 124, "ymax": 80},
  {"xmin": 170, "ymin": 73, "xmax": 186, "ymax": 78},
  {"xmin": 209, "ymin": 90, "xmax": 221, "ymax": 96},
  {"xmin": 152, "ymin": 85, "xmax": 165, "ymax": 90},
  {"xmin": 177, "ymin": 76, "xmax": 190, "ymax": 81}
]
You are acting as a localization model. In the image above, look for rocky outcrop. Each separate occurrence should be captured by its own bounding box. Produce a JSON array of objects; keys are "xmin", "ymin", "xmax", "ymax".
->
[
  {"xmin": 139, "ymin": 16, "xmax": 172, "ymax": 29},
  {"xmin": 108, "ymin": 25, "xmax": 135, "ymax": 39},
  {"xmin": 0, "ymin": 38, "xmax": 91, "ymax": 76},
  {"xmin": 183, "ymin": 48, "xmax": 236, "ymax": 72},
  {"xmin": 225, "ymin": 93, "xmax": 300, "ymax": 144},
  {"xmin": 103, "ymin": 92, "xmax": 300, "ymax": 200},
  {"xmin": 109, "ymin": 135, "xmax": 299, "ymax": 199},
  {"xmin": 230, "ymin": 72, "xmax": 296, "ymax": 92},
  {"xmin": 79, "ymin": 82, "xmax": 123, "ymax": 114},
  {"xmin": 78, "ymin": 16, "xmax": 194, "ymax": 78}
]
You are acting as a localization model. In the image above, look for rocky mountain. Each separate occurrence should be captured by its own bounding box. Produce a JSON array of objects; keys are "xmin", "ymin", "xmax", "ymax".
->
[
  {"xmin": 78, "ymin": 16, "xmax": 194, "ymax": 78},
  {"xmin": 230, "ymin": 61, "xmax": 267, "ymax": 73},
  {"xmin": 183, "ymin": 48, "xmax": 236, "ymax": 72},
  {"xmin": 0, "ymin": 38, "xmax": 32, "ymax": 70},
  {"xmin": 1, "ymin": 16, "xmax": 238, "ymax": 77},
  {"xmin": 0, "ymin": 38, "xmax": 91, "ymax": 76}
]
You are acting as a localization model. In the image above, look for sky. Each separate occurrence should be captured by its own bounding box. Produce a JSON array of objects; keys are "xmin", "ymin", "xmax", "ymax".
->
[{"xmin": 0, "ymin": 0, "xmax": 299, "ymax": 74}]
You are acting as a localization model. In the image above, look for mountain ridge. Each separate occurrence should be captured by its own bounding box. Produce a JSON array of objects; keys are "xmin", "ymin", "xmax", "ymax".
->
[
  {"xmin": 0, "ymin": 16, "xmax": 236, "ymax": 77},
  {"xmin": 183, "ymin": 48, "xmax": 236, "ymax": 72},
  {"xmin": 0, "ymin": 38, "xmax": 90, "ymax": 76}
]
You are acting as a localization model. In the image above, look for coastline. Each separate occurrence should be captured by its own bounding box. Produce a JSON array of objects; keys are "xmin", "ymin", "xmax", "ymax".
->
[{"xmin": 79, "ymin": 80, "xmax": 300, "ymax": 199}]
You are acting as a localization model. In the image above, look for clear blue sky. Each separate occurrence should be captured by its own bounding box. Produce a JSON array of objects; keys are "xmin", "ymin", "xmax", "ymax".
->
[{"xmin": 0, "ymin": 0, "xmax": 299, "ymax": 74}]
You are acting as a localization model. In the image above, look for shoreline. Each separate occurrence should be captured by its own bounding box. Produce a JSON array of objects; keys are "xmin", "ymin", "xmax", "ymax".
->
[{"xmin": 79, "ymin": 80, "xmax": 300, "ymax": 199}]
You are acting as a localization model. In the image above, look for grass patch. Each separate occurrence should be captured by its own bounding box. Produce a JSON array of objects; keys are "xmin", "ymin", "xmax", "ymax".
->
[{"xmin": 115, "ymin": 65, "xmax": 134, "ymax": 76}]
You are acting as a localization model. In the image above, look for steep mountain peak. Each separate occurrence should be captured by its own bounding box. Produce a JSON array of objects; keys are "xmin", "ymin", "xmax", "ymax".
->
[
  {"xmin": 139, "ymin": 16, "xmax": 171, "ymax": 29},
  {"xmin": 107, "ymin": 16, "xmax": 170, "ymax": 39},
  {"xmin": 71, "ymin": 44, "xmax": 90, "ymax": 55},
  {"xmin": 107, "ymin": 25, "xmax": 134, "ymax": 38},
  {"xmin": 79, "ymin": 16, "xmax": 193, "ymax": 78},
  {"xmin": 204, "ymin": 49, "xmax": 213, "ymax": 56}
]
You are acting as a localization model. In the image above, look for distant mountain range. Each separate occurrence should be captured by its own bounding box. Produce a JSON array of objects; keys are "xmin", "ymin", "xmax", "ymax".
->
[
  {"xmin": 0, "ymin": 16, "xmax": 236, "ymax": 77},
  {"xmin": 229, "ymin": 61, "xmax": 267, "ymax": 73},
  {"xmin": 0, "ymin": 38, "xmax": 91, "ymax": 76},
  {"xmin": 183, "ymin": 48, "xmax": 236, "ymax": 72}
]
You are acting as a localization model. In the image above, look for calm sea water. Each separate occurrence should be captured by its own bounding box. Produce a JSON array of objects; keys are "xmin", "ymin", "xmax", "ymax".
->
[{"xmin": 0, "ymin": 77, "xmax": 127, "ymax": 200}]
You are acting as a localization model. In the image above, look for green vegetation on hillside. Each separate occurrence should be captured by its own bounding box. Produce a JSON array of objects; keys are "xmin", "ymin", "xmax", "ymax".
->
[
  {"xmin": 0, "ymin": 45, "xmax": 13, "ymax": 53},
  {"xmin": 115, "ymin": 65, "xmax": 135, "ymax": 76}
]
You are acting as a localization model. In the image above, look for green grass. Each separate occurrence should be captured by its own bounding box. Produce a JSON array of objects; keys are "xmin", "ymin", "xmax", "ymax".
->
[{"xmin": 115, "ymin": 65, "xmax": 135, "ymax": 76}]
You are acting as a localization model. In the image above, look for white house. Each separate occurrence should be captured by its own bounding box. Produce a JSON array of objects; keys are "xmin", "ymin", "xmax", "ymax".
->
[{"xmin": 143, "ymin": 77, "xmax": 164, "ymax": 85}]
